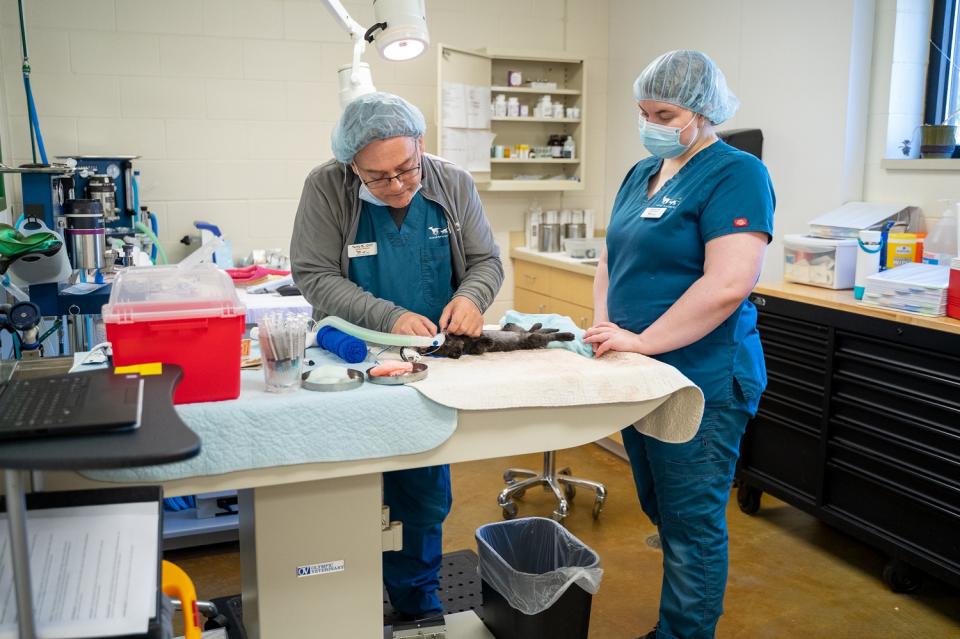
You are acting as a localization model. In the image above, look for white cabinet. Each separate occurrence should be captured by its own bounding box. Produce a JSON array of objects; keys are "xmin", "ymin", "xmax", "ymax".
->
[{"xmin": 437, "ymin": 45, "xmax": 586, "ymax": 192}]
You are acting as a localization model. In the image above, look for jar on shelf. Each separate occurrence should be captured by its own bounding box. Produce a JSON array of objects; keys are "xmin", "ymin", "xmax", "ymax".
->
[{"xmin": 548, "ymin": 135, "xmax": 564, "ymax": 158}]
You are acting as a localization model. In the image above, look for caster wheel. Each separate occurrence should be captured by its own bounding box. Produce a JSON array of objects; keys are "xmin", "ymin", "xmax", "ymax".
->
[
  {"xmin": 558, "ymin": 469, "xmax": 575, "ymax": 502},
  {"xmin": 501, "ymin": 502, "xmax": 519, "ymax": 520},
  {"xmin": 592, "ymin": 495, "xmax": 605, "ymax": 520},
  {"xmin": 737, "ymin": 484, "xmax": 762, "ymax": 515},
  {"xmin": 882, "ymin": 559, "xmax": 922, "ymax": 594},
  {"xmin": 504, "ymin": 478, "xmax": 527, "ymax": 499}
]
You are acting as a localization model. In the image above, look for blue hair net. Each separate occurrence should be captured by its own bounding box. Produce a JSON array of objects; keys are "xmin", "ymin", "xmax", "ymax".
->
[
  {"xmin": 331, "ymin": 92, "xmax": 427, "ymax": 164},
  {"xmin": 633, "ymin": 50, "xmax": 739, "ymax": 125}
]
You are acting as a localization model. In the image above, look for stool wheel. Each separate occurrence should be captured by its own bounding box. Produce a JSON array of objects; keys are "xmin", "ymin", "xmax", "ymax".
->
[
  {"xmin": 501, "ymin": 502, "xmax": 518, "ymax": 520},
  {"xmin": 592, "ymin": 495, "xmax": 605, "ymax": 520}
]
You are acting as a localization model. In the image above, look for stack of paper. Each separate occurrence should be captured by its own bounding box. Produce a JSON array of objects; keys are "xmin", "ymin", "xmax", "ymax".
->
[
  {"xmin": 860, "ymin": 263, "xmax": 950, "ymax": 316},
  {"xmin": 0, "ymin": 501, "xmax": 159, "ymax": 638}
]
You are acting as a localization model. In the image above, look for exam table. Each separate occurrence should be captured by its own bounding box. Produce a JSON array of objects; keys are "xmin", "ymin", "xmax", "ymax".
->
[{"xmin": 39, "ymin": 349, "xmax": 703, "ymax": 639}]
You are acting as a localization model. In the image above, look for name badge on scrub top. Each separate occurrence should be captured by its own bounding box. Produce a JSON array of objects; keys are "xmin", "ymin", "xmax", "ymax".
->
[
  {"xmin": 640, "ymin": 207, "xmax": 667, "ymax": 219},
  {"xmin": 348, "ymin": 242, "xmax": 377, "ymax": 258}
]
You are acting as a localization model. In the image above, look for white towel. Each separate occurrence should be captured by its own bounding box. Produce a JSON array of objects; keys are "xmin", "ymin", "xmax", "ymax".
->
[{"xmin": 411, "ymin": 349, "xmax": 704, "ymax": 443}]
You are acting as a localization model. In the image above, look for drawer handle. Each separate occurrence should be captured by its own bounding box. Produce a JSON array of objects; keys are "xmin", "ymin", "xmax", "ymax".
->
[
  {"xmin": 537, "ymin": 304, "xmax": 546, "ymax": 312},
  {"xmin": 524, "ymin": 274, "xmax": 537, "ymax": 281}
]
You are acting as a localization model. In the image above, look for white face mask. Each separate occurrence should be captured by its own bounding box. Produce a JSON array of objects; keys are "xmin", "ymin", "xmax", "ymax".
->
[
  {"xmin": 357, "ymin": 182, "xmax": 422, "ymax": 207},
  {"xmin": 358, "ymin": 182, "xmax": 390, "ymax": 207}
]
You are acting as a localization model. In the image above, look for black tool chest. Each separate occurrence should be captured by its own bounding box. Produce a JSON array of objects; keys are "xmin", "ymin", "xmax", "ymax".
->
[{"xmin": 735, "ymin": 290, "xmax": 960, "ymax": 593}]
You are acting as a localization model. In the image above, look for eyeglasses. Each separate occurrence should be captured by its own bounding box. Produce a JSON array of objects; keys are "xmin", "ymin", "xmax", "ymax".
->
[{"xmin": 354, "ymin": 157, "xmax": 422, "ymax": 191}]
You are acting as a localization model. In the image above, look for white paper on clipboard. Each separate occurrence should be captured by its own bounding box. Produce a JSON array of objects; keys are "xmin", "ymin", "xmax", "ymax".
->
[{"xmin": 0, "ymin": 501, "xmax": 159, "ymax": 638}]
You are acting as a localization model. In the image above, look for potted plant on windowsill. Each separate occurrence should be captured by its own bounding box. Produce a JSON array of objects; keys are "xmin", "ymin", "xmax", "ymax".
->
[{"xmin": 920, "ymin": 109, "xmax": 959, "ymax": 159}]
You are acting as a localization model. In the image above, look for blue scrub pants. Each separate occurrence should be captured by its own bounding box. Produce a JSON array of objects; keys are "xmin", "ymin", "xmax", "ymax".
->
[
  {"xmin": 382, "ymin": 464, "xmax": 452, "ymax": 617},
  {"xmin": 622, "ymin": 398, "xmax": 752, "ymax": 639}
]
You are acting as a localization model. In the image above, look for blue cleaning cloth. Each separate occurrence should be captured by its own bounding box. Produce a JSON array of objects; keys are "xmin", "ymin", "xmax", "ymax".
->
[
  {"xmin": 500, "ymin": 310, "xmax": 594, "ymax": 359},
  {"xmin": 316, "ymin": 325, "xmax": 368, "ymax": 364}
]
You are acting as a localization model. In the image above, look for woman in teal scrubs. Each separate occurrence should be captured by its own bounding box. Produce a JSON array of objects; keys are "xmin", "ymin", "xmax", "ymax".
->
[{"xmin": 585, "ymin": 51, "xmax": 775, "ymax": 639}]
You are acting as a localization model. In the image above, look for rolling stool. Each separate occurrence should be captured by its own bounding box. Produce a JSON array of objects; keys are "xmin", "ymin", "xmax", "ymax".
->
[{"xmin": 498, "ymin": 451, "xmax": 607, "ymax": 522}]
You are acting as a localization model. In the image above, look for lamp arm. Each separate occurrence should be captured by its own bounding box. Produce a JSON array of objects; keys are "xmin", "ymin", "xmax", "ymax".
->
[
  {"xmin": 321, "ymin": 0, "xmax": 366, "ymax": 39},
  {"xmin": 321, "ymin": 0, "xmax": 371, "ymax": 87}
]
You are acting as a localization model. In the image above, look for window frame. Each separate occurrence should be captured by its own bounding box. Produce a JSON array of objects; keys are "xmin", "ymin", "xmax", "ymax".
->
[{"xmin": 924, "ymin": 0, "xmax": 960, "ymax": 125}]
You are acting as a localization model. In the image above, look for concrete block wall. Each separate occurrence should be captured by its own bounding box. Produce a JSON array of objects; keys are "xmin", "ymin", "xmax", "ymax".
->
[{"xmin": 0, "ymin": 0, "xmax": 609, "ymax": 321}]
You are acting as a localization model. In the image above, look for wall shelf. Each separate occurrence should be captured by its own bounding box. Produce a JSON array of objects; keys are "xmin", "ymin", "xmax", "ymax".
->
[
  {"xmin": 439, "ymin": 46, "xmax": 586, "ymax": 192},
  {"xmin": 477, "ymin": 180, "xmax": 584, "ymax": 191},
  {"xmin": 490, "ymin": 159, "xmax": 580, "ymax": 164},
  {"xmin": 491, "ymin": 116, "xmax": 581, "ymax": 123},
  {"xmin": 490, "ymin": 85, "xmax": 581, "ymax": 95}
]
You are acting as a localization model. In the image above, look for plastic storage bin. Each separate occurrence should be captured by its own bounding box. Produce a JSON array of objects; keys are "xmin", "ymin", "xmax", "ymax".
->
[
  {"xmin": 476, "ymin": 517, "xmax": 602, "ymax": 639},
  {"xmin": 103, "ymin": 264, "xmax": 246, "ymax": 404},
  {"xmin": 783, "ymin": 234, "xmax": 858, "ymax": 289},
  {"xmin": 563, "ymin": 238, "xmax": 605, "ymax": 260}
]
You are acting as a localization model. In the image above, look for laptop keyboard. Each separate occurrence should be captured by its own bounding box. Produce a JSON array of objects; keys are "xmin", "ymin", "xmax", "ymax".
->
[{"xmin": 4, "ymin": 375, "xmax": 91, "ymax": 428}]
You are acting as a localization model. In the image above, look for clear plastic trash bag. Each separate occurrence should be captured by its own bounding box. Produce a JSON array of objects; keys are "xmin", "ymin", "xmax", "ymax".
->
[{"xmin": 476, "ymin": 517, "xmax": 603, "ymax": 616}]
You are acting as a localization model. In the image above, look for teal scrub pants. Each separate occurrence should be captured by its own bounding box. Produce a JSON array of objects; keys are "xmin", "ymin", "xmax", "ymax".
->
[
  {"xmin": 382, "ymin": 465, "xmax": 452, "ymax": 617},
  {"xmin": 622, "ymin": 397, "xmax": 752, "ymax": 639}
]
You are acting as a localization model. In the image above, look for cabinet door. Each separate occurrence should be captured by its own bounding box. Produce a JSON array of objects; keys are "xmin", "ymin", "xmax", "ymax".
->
[
  {"xmin": 549, "ymin": 270, "xmax": 594, "ymax": 308},
  {"xmin": 513, "ymin": 260, "xmax": 552, "ymax": 295},
  {"xmin": 550, "ymin": 299, "xmax": 593, "ymax": 330},
  {"xmin": 437, "ymin": 45, "xmax": 492, "ymax": 181},
  {"xmin": 514, "ymin": 288, "xmax": 551, "ymax": 315}
]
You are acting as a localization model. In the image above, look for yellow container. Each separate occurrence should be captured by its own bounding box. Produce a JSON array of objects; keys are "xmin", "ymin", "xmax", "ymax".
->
[{"xmin": 885, "ymin": 233, "xmax": 922, "ymax": 268}]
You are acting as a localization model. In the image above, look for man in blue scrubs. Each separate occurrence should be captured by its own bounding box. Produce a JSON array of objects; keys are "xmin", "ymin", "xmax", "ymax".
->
[
  {"xmin": 290, "ymin": 93, "xmax": 503, "ymax": 619},
  {"xmin": 585, "ymin": 51, "xmax": 775, "ymax": 639}
]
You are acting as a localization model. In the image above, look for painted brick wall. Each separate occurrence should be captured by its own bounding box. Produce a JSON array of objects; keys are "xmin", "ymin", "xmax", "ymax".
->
[{"xmin": 0, "ymin": 0, "xmax": 609, "ymax": 321}]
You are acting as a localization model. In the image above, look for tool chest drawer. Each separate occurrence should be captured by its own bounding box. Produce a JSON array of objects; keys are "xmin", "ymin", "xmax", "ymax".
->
[{"xmin": 737, "ymin": 289, "xmax": 960, "ymax": 590}]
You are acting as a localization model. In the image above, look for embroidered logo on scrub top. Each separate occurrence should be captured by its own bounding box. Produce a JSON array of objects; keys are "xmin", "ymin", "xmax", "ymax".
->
[
  {"xmin": 661, "ymin": 196, "xmax": 680, "ymax": 207},
  {"xmin": 427, "ymin": 226, "xmax": 449, "ymax": 239},
  {"xmin": 733, "ymin": 217, "xmax": 749, "ymax": 228}
]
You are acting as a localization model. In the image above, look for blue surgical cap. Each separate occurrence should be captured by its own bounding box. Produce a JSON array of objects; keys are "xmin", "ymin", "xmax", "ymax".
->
[
  {"xmin": 632, "ymin": 50, "xmax": 739, "ymax": 125},
  {"xmin": 330, "ymin": 92, "xmax": 427, "ymax": 164}
]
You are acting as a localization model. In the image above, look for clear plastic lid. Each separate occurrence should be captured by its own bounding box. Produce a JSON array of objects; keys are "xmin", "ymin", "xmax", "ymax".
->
[
  {"xmin": 102, "ymin": 264, "xmax": 246, "ymax": 324},
  {"xmin": 783, "ymin": 234, "xmax": 857, "ymax": 249}
]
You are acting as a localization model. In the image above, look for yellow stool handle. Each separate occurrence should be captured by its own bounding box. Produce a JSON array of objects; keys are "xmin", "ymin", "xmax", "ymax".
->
[{"xmin": 162, "ymin": 560, "xmax": 202, "ymax": 639}]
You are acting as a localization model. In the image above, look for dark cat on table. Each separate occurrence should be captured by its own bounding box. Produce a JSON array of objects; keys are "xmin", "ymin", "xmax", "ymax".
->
[{"xmin": 427, "ymin": 323, "xmax": 575, "ymax": 359}]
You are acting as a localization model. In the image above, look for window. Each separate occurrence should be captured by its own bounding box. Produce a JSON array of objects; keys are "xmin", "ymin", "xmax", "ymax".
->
[{"xmin": 925, "ymin": 0, "xmax": 960, "ymax": 125}]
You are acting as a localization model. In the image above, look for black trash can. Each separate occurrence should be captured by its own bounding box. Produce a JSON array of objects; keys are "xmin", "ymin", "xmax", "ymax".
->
[{"xmin": 476, "ymin": 517, "xmax": 602, "ymax": 639}]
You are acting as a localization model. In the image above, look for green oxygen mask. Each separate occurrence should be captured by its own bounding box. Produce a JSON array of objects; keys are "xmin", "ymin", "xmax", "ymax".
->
[{"xmin": 0, "ymin": 223, "xmax": 63, "ymax": 274}]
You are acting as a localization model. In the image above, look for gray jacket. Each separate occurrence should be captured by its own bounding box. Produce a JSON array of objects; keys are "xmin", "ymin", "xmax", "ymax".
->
[{"xmin": 290, "ymin": 154, "xmax": 504, "ymax": 333}]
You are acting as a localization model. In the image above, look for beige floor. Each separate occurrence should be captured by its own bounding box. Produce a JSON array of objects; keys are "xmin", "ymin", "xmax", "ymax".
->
[{"xmin": 167, "ymin": 444, "xmax": 960, "ymax": 638}]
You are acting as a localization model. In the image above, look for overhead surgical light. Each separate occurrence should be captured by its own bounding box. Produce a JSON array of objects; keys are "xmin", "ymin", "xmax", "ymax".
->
[
  {"xmin": 365, "ymin": 0, "xmax": 429, "ymax": 61},
  {"xmin": 322, "ymin": 0, "xmax": 430, "ymax": 107}
]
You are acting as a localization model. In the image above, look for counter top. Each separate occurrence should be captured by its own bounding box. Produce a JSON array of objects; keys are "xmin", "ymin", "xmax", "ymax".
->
[
  {"xmin": 510, "ymin": 246, "xmax": 599, "ymax": 277},
  {"xmin": 753, "ymin": 281, "xmax": 960, "ymax": 336},
  {"xmin": 509, "ymin": 250, "xmax": 960, "ymax": 335}
]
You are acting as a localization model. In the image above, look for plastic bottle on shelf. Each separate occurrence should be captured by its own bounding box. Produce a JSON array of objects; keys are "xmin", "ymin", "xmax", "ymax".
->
[
  {"xmin": 493, "ymin": 94, "xmax": 508, "ymax": 118},
  {"xmin": 562, "ymin": 136, "xmax": 575, "ymax": 159},
  {"xmin": 922, "ymin": 201, "xmax": 958, "ymax": 265},
  {"xmin": 526, "ymin": 201, "xmax": 542, "ymax": 250}
]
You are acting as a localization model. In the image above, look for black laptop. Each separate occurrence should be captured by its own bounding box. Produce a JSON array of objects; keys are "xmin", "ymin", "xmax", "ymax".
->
[{"xmin": 0, "ymin": 370, "xmax": 143, "ymax": 440}]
